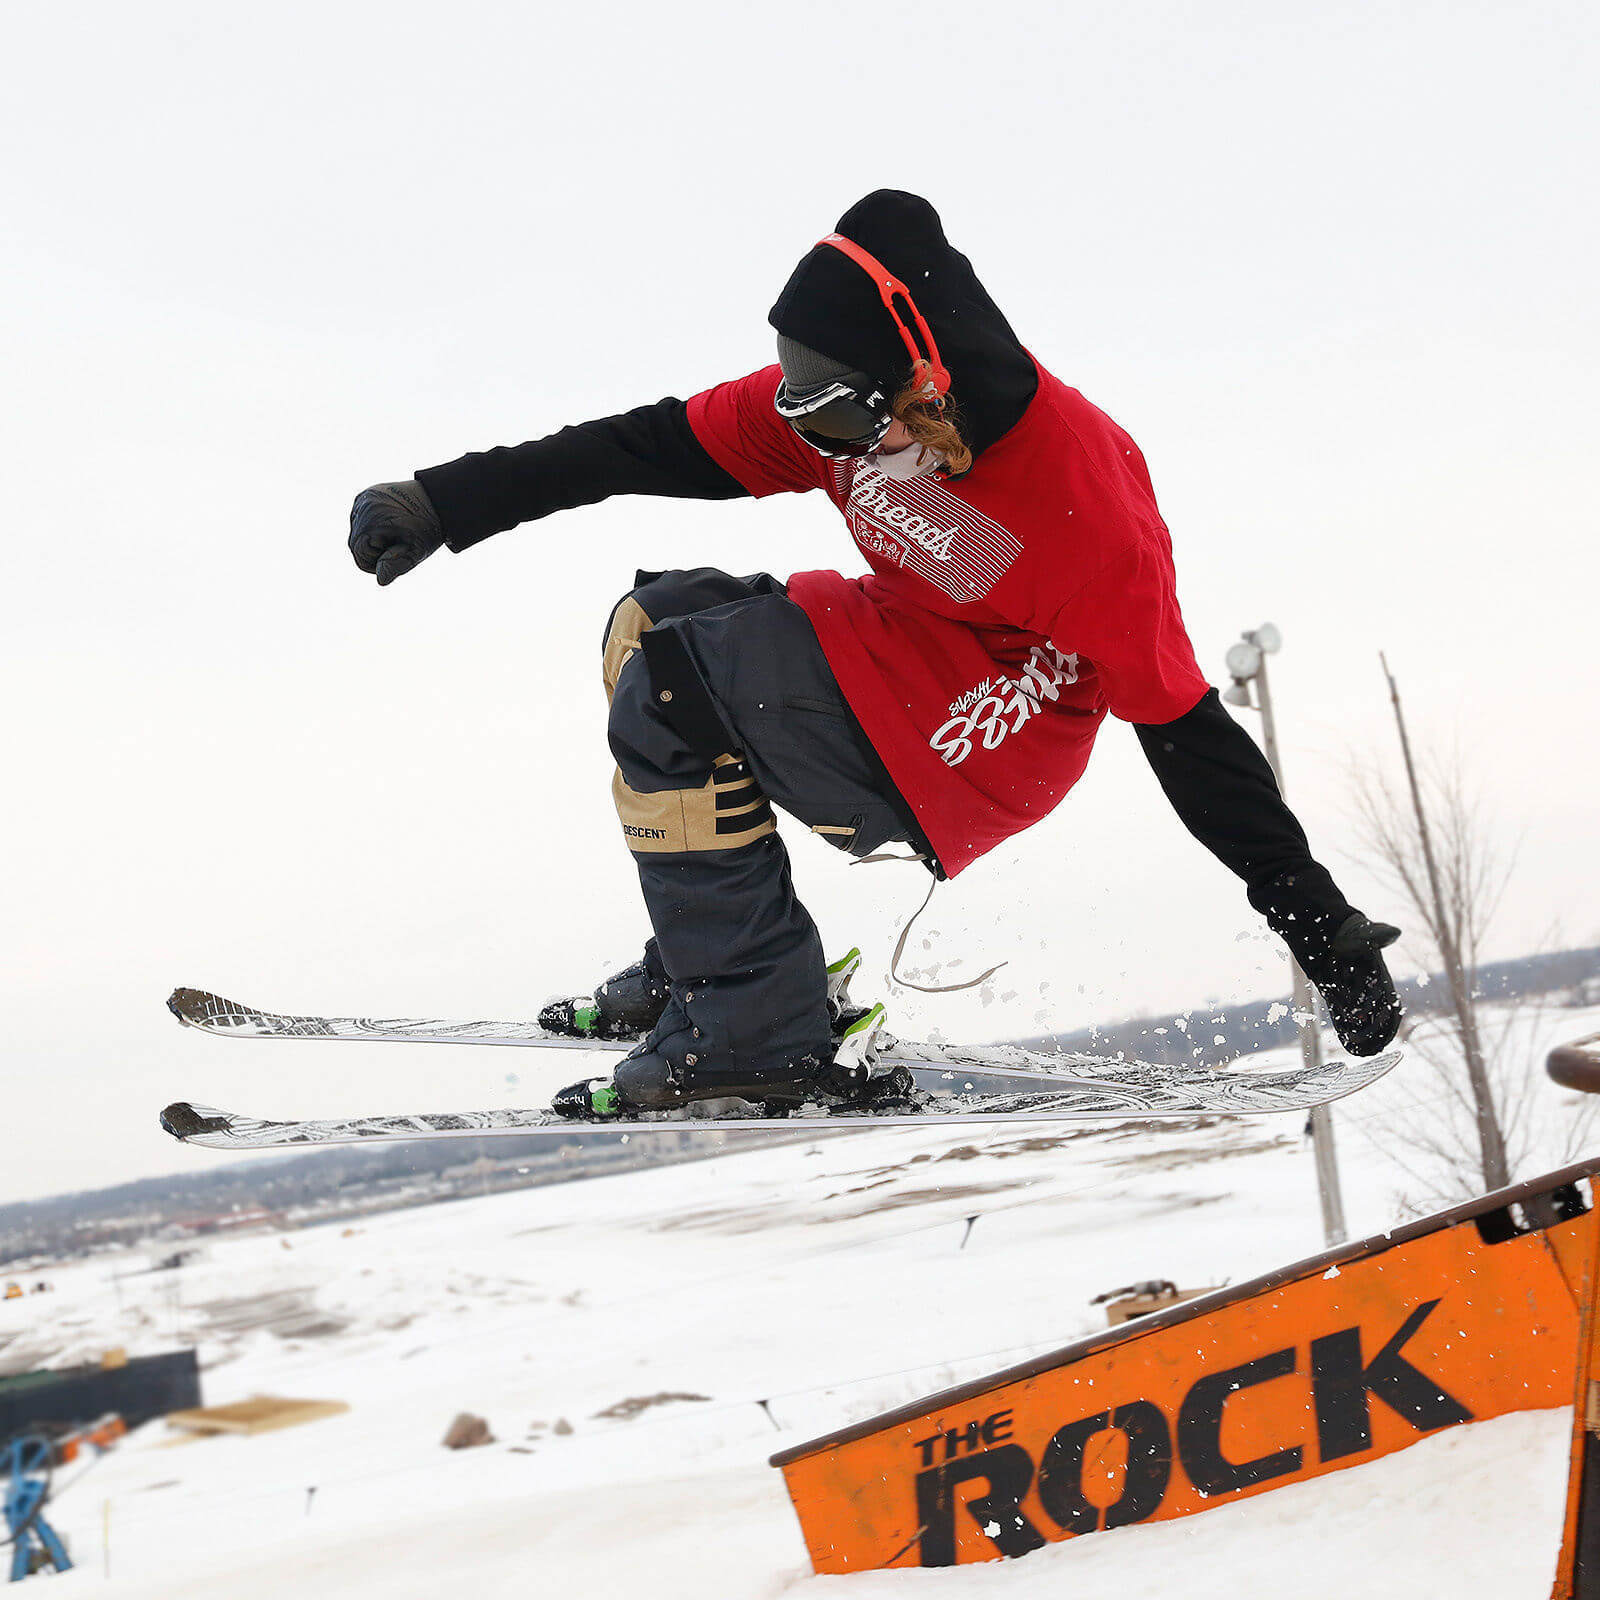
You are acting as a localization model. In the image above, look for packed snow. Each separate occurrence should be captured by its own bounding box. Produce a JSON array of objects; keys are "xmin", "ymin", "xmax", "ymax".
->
[{"xmin": 9, "ymin": 1002, "xmax": 1596, "ymax": 1597}]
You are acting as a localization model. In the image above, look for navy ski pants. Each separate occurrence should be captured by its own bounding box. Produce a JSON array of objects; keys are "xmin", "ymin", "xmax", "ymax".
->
[{"xmin": 603, "ymin": 568, "xmax": 912, "ymax": 1076}]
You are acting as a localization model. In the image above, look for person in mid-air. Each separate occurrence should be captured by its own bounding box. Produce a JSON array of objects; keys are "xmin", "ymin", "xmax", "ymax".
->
[{"xmin": 348, "ymin": 190, "xmax": 1401, "ymax": 1118}]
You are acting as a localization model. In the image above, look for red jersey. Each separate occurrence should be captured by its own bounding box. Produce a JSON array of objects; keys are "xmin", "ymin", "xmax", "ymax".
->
[{"xmin": 685, "ymin": 358, "xmax": 1209, "ymax": 877}]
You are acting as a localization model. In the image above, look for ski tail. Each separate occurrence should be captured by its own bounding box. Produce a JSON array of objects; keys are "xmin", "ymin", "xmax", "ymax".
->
[{"xmin": 160, "ymin": 1102, "xmax": 232, "ymax": 1140}]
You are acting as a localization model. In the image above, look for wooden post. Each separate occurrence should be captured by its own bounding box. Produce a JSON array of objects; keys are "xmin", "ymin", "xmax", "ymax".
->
[{"xmin": 1550, "ymin": 1035, "xmax": 1600, "ymax": 1599}]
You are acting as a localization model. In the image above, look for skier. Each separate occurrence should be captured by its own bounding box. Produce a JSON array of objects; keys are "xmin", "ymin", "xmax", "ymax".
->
[{"xmin": 348, "ymin": 190, "xmax": 1401, "ymax": 1120}]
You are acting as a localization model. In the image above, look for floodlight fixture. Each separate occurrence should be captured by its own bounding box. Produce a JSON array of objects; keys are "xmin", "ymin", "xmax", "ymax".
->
[
  {"xmin": 1222, "ymin": 682, "xmax": 1253, "ymax": 708},
  {"xmin": 1225, "ymin": 640, "xmax": 1263, "ymax": 681},
  {"xmin": 1254, "ymin": 622, "xmax": 1283, "ymax": 655}
]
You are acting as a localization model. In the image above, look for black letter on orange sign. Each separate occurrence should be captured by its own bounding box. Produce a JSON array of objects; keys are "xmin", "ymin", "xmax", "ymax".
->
[
  {"xmin": 1037, "ymin": 1401, "xmax": 1172, "ymax": 1535},
  {"xmin": 1177, "ymin": 1347, "xmax": 1303, "ymax": 1496},
  {"xmin": 914, "ymin": 1445, "xmax": 1048, "ymax": 1567},
  {"xmin": 1036, "ymin": 1411, "xmax": 1108, "ymax": 1535},
  {"xmin": 1310, "ymin": 1298, "xmax": 1474, "ymax": 1462}
]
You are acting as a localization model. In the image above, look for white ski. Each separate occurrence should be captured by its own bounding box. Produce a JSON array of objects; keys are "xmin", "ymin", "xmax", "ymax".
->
[
  {"xmin": 167, "ymin": 986, "xmax": 1379, "ymax": 1086},
  {"xmin": 159, "ymin": 1050, "xmax": 1402, "ymax": 1150}
]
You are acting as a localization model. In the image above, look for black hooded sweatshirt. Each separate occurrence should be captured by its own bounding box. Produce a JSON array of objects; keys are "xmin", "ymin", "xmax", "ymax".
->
[
  {"xmin": 413, "ymin": 192, "xmax": 1352, "ymax": 929},
  {"xmin": 766, "ymin": 189, "xmax": 1038, "ymax": 459}
]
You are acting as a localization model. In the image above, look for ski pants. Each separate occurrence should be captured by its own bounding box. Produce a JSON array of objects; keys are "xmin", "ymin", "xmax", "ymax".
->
[{"xmin": 603, "ymin": 568, "xmax": 914, "ymax": 1075}]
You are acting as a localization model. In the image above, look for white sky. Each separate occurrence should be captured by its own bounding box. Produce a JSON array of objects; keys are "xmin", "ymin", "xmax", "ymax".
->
[{"xmin": 4, "ymin": 0, "xmax": 1597, "ymax": 1205}]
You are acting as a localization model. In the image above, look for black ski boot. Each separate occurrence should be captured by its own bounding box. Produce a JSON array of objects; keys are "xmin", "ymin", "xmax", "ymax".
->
[
  {"xmin": 539, "ymin": 940, "xmax": 670, "ymax": 1042},
  {"xmin": 551, "ymin": 1045, "xmax": 827, "ymax": 1120},
  {"xmin": 550, "ymin": 998, "xmax": 920, "ymax": 1121},
  {"xmin": 543, "ymin": 943, "xmax": 867, "ymax": 1048}
]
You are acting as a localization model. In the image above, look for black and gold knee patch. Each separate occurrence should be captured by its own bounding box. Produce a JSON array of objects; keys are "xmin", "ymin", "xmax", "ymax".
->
[
  {"xmin": 613, "ymin": 755, "xmax": 775, "ymax": 854},
  {"xmin": 603, "ymin": 594, "xmax": 774, "ymax": 855}
]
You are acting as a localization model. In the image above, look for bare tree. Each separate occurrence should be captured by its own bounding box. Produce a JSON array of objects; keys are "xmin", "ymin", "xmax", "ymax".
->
[{"xmin": 1349, "ymin": 730, "xmax": 1591, "ymax": 1209}]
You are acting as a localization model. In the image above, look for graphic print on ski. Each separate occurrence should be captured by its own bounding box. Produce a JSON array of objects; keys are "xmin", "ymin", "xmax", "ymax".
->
[{"xmin": 160, "ymin": 984, "xmax": 1402, "ymax": 1149}]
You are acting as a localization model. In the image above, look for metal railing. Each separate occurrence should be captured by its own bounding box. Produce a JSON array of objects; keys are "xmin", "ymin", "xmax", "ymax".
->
[{"xmin": 1550, "ymin": 1032, "xmax": 1600, "ymax": 1096}]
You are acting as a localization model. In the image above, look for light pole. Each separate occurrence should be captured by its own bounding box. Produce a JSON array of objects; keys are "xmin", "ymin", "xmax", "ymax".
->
[{"xmin": 1223, "ymin": 625, "xmax": 1349, "ymax": 1246}]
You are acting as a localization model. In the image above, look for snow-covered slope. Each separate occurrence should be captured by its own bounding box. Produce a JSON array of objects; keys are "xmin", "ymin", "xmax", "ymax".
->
[{"xmin": 15, "ymin": 1006, "xmax": 1596, "ymax": 1597}]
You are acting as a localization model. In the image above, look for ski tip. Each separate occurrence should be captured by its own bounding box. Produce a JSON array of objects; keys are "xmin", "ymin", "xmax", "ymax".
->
[
  {"xmin": 167, "ymin": 987, "xmax": 215, "ymax": 1026},
  {"xmin": 168, "ymin": 987, "xmax": 259, "ymax": 1033},
  {"xmin": 161, "ymin": 1101, "xmax": 230, "ymax": 1141}
]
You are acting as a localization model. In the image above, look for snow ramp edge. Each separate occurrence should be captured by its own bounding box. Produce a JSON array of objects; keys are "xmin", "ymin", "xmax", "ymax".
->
[{"xmin": 774, "ymin": 1156, "xmax": 1600, "ymax": 1575}]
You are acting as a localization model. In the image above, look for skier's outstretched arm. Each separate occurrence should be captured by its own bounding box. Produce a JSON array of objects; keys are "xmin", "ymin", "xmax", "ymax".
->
[
  {"xmin": 1134, "ymin": 690, "xmax": 1401, "ymax": 1056},
  {"xmin": 1035, "ymin": 531, "xmax": 1401, "ymax": 1059},
  {"xmin": 348, "ymin": 397, "xmax": 748, "ymax": 585}
]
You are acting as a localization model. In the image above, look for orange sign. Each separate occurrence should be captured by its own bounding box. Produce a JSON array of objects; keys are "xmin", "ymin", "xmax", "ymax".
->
[{"xmin": 779, "ymin": 1179, "xmax": 1595, "ymax": 1574}]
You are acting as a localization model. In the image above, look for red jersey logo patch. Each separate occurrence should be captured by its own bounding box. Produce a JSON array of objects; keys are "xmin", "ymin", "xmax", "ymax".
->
[{"xmin": 833, "ymin": 461, "xmax": 1023, "ymax": 605}]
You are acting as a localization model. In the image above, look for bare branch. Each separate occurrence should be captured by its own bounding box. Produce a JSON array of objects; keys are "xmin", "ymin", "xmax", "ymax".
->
[{"xmin": 1340, "ymin": 697, "xmax": 1573, "ymax": 1200}]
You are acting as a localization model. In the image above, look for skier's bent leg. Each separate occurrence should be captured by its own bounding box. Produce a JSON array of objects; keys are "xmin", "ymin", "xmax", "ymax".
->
[
  {"xmin": 611, "ymin": 669, "xmax": 830, "ymax": 1083},
  {"xmin": 545, "ymin": 572, "xmax": 786, "ymax": 1045},
  {"xmin": 590, "ymin": 581, "xmax": 832, "ymax": 1109}
]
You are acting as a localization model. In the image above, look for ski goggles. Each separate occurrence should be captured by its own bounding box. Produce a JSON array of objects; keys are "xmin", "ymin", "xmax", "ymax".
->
[
  {"xmin": 774, "ymin": 231, "xmax": 953, "ymax": 460},
  {"xmin": 773, "ymin": 371, "xmax": 893, "ymax": 460}
]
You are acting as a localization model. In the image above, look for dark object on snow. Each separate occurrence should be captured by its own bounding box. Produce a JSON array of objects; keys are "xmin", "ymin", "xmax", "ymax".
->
[
  {"xmin": 1099, "ymin": 1284, "xmax": 1216, "ymax": 1327},
  {"xmin": 348, "ymin": 479, "xmax": 446, "ymax": 586},
  {"xmin": 591, "ymin": 1392, "xmax": 710, "ymax": 1423},
  {"xmin": 1090, "ymin": 1279, "xmax": 1179, "ymax": 1306},
  {"xmin": 441, "ymin": 1413, "xmax": 494, "ymax": 1450},
  {"xmin": 0, "ymin": 1349, "xmax": 199, "ymax": 1438}
]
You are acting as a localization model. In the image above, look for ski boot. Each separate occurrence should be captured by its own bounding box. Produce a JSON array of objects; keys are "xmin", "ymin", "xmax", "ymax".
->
[
  {"xmin": 550, "ymin": 993, "xmax": 918, "ymax": 1122},
  {"xmin": 542, "ymin": 943, "xmax": 868, "ymax": 1049},
  {"xmin": 550, "ymin": 1046, "xmax": 828, "ymax": 1120},
  {"xmin": 538, "ymin": 940, "xmax": 670, "ymax": 1042}
]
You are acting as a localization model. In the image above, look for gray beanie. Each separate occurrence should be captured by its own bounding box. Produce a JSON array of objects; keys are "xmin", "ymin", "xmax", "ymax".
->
[{"xmin": 776, "ymin": 334, "xmax": 856, "ymax": 396}]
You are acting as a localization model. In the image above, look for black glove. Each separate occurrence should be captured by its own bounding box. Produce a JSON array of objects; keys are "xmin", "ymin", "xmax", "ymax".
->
[
  {"xmin": 348, "ymin": 480, "xmax": 445, "ymax": 586},
  {"xmin": 1249, "ymin": 866, "xmax": 1402, "ymax": 1057}
]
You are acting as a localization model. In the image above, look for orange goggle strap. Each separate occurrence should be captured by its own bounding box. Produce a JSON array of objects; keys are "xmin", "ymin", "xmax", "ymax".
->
[{"xmin": 816, "ymin": 232, "xmax": 951, "ymax": 402}]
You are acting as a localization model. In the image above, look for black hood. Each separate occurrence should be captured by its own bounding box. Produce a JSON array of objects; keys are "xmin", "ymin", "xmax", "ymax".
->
[{"xmin": 768, "ymin": 190, "xmax": 1038, "ymax": 460}]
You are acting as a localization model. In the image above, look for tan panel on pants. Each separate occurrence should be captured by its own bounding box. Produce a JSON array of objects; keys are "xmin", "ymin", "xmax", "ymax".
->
[
  {"xmin": 604, "ymin": 600, "xmax": 776, "ymax": 855},
  {"xmin": 603, "ymin": 596, "xmax": 654, "ymax": 705},
  {"xmin": 614, "ymin": 756, "xmax": 776, "ymax": 854}
]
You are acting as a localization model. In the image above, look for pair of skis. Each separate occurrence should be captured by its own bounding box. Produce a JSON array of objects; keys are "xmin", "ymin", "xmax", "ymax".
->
[{"xmin": 159, "ymin": 986, "xmax": 1401, "ymax": 1152}]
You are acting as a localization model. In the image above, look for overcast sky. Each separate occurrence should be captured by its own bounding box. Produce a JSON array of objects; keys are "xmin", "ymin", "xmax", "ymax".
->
[{"xmin": 4, "ymin": 0, "xmax": 1597, "ymax": 1205}]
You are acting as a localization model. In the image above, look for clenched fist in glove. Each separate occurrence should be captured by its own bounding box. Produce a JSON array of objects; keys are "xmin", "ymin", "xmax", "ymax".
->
[
  {"xmin": 348, "ymin": 480, "xmax": 445, "ymax": 586},
  {"xmin": 1250, "ymin": 866, "xmax": 1402, "ymax": 1057}
]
